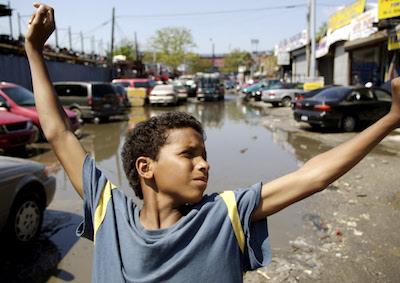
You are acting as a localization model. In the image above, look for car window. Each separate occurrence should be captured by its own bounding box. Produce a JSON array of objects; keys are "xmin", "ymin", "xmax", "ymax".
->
[
  {"xmin": 154, "ymin": 85, "xmax": 173, "ymax": 91},
  {"xmin": 314, "ymin": 87, "xmax": 350, "ymax": 101},
  {"xmin": 134, "ymin": 82, "xmax": 149, "ymax": 88},
  {"xmin": 374, "ymin": 89, "xmax": 392, "ymax": 102},
  {"xmin": 1, "ymin": 86, "xmax": 36, "ymax": 106},
  {"xmin": 348, "ymin": 89, "xmax": 375, "ymax": 102},
  {"xmin": 55, "ymin": 85, "xmax": 88, "ymax": 97},
  {"xmin": 92, "ymin": 84, "xmax": 116, "ymax": 97},
  {"xmin": 114, "ymin": 82, "xmax": 130, "ymax": 88},
  {"xmin": 0, "ymin": 95, "xmax": 6, "ymax": 104}
]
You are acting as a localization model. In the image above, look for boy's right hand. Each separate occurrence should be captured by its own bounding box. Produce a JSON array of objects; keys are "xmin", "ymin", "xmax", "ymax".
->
[{"xmin": 25, "ymin": 3, "xmax": 55, "ymax": 52}]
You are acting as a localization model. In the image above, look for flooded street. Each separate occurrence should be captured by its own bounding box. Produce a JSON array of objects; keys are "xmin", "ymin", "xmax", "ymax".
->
[{"xmin": 1, "ymin": 94, "xmax": 308, "ymax": 282}]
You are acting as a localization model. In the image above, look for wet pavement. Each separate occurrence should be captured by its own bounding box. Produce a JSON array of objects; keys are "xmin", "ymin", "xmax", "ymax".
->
[{"xmin": 2, "ymin": 93, "xmax": 399, "ymax": 282}]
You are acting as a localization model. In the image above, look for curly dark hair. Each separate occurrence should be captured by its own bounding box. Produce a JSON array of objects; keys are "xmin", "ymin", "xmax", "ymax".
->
[{"xmin": 121, "ymin": 111, "xmax": 205, "ymax": 199}]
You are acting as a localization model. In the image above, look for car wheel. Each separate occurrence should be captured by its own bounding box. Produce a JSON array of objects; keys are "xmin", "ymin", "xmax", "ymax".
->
[
  {"xmin": 281, "ymin": 97, "xmax": 292, "ymax": 107},
  {"xmin": 71, "ymin": 108, "xmax": 83, "ymax": 122},
  {"xmin": 5, "ymin": 191, "xmax": 44, "ymax": 245},
  {"xmin": 32, "ymin": 125, "xmax": 42, "ymax": 143},
  {"xmin": 342, "ymin": 116, "xmax": 356, "ymax": 132},
  {"xmin": 271, "ymin": 102, "xmax": 279, "ymax": 107}
]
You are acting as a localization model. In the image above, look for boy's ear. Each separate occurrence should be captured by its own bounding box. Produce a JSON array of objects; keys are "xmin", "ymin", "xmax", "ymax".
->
[{"xmin": 136, "ymin": 157, "xmax": 154, "ymax": 179}]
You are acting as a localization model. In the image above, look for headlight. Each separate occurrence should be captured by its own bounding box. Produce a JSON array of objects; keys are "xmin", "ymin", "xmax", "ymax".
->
[
  {"xmin": 256, "ymin": 91, "xmax": 261, "ymax": 95},
  {"xmin": 197, "ymin": 88, "xmax": 203, "ymax": 93}
]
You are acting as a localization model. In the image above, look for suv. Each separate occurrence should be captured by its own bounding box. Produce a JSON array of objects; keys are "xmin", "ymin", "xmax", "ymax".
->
[{"xmin": 53, "ymin": 82, "xmax": 124, "ymax": 122}]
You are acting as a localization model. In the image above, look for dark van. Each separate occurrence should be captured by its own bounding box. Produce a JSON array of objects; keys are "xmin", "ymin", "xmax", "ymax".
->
[{"xmin": 53, "ymin": 82, "xmax": 125, "ymax": 122}]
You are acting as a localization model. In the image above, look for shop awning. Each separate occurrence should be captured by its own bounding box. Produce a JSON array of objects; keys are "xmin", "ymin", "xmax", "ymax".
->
[{"xmin": 344, "ymin": 30, "xmax": 387, "ymax": 51}]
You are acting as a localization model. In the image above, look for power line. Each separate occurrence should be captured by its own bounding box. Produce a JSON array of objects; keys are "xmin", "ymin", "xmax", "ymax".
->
[{"xmin": 117, "ymin": 4, "xmax": 307, "ymax": 19}]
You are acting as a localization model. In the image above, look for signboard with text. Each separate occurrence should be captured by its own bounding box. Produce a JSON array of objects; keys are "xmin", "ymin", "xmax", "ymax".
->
[
  {"xmin": 378, "ymin": 0, "xmax": 400, "ymax": 20},
  {"xmin": 328, "ymin": 0, "xmax": 366, "ymax": 33}
]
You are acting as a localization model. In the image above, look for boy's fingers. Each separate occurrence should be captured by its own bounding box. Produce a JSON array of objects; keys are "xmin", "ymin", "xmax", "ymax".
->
[{"xmin": 28, "ymin": 13, "xmax": 35, "ymax": 25}]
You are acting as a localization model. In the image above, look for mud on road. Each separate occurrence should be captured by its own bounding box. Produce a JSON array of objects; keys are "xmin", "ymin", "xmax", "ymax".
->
[{"xmin": 245, "ymin": 102, "xmax": 400, "ymax": 283}]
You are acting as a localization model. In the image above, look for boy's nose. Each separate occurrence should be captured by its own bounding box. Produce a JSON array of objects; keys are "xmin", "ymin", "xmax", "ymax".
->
[{"xmin": 196, "ymin": 157, "xmax": 210, "ymax": 173}]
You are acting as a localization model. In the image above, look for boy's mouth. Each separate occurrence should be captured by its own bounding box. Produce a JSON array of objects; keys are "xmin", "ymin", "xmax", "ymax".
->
[{"xmin": 193, "ymin": 176, "xmax": 208, "ymax": 183}]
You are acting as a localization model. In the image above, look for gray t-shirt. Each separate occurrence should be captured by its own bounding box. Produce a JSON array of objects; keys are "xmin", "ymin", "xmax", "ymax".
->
[{"xmin": 77, "ymin": 155, "xmax": 271, "ymax": 283}]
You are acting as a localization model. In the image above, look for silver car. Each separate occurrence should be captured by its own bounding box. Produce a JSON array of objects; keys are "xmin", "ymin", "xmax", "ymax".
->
[
  {"xmin": 261, "ymin": 82, "xmax": 304, "ymax": 107},
  {"xmin": 149, "ymin": 85, "xmax": 178, "ymax": 105},
  {"xmin": 0, "ymin": 156, "xmax": 56, "ymax": 244}
]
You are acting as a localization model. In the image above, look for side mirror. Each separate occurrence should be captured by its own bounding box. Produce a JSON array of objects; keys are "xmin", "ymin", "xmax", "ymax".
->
[{"xmin": 0, "ymin": 100, "xmax": 10, "ymax": 110}]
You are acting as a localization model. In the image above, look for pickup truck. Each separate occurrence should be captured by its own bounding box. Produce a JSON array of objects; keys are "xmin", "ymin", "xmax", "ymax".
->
[{"xmin": 261, "ymin": 82, "xmax": 304, "ymax": 107}]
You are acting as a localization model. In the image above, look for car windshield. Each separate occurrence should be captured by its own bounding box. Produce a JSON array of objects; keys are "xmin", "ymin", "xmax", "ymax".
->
[
  {"xmin": 92, "ymin": 84, "xmax": 116, "ymax": 97},
  {"xmin": 313, "ymin": 87, "xmax": 350, "ymax": 101},
  {"xmin": 134, "ymin": 82, "xmax": 149, "ymax": 88},
  {"xmin": 114, "ymin": 82, "xmax": 130, "ymax": 88},
  {"xmin": 2, "ymin": 86, "xmax": 36, "ymax": 106},
  {"xmin": 154, "ymin": 85, "xmax": 173, "ymax": 91},
  {"xmin": 269, "ymin": 83, "xmax": 283, "ymax": 90}
]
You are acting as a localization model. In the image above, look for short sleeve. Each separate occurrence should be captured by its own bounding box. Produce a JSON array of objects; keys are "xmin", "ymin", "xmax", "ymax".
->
[
  {"xmin": 234, "ymin": 182, "xmax": 271, "ymax": 272},
  {"xmin": 76, "ymin": 154, "xmax": 109, "ymax": 241}
]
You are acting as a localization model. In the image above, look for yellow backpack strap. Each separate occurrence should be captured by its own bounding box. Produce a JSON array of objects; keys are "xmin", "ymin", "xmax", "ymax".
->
[
  {"xmin": 220, "ymin": 191, "xmax": 245, "ymax": 253},
  {"xmin": 93, "ymin": 180, "xmax": 117, "ymax": 244}
]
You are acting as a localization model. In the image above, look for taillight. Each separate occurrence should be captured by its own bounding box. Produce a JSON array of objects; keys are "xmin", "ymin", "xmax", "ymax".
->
[
  {"xmin": 297, "ymin": 96, "xmax": 304, "ymax": 100},
  {"xmin": 295, "ymin": 102, "xmax": 302, "ymax": 109},
  {"xmin": 88, "ymin": 96, "xmax": 92, "ymax": 106},
  {"xmin": 314, "ymin": 104, "xmax": 331, "ymax": 111},
  {"xmin": 268, "ymin": 92, "xmax": 275, "ymax": 97}
]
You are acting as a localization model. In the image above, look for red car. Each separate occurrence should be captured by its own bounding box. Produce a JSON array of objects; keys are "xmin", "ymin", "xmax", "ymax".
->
[
  {"xmin": 0, "ymin": 82, "xmax": 80, "ymax": 142},
  {"xmin": 0, "ymin": 108, "xmax": 35, "ymax": 151}
]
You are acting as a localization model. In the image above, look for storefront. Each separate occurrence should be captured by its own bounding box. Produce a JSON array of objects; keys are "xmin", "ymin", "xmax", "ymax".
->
[{"xmin": 291, "ymin": 46, "xmax": 307, "ymax": 82}]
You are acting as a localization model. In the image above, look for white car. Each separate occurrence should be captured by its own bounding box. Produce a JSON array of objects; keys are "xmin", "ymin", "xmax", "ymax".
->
[{"xmin": 149, "ymin": 85, "xmax": 178, "ymax": 106}]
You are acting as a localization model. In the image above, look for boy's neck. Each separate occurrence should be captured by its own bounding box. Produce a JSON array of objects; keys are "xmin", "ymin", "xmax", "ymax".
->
[{"xmin": 139, "ymin": 195, "xmax": 183, "ymax": 230}]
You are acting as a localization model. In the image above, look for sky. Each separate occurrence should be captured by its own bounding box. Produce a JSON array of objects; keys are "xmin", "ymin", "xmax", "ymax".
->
[{"xmin": 0, "ymin": 0, "xmax": 378, "ymax": 55}]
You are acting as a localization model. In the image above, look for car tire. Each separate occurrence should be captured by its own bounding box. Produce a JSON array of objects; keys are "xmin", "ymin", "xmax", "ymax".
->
[
  {"xmin": 281, "ymin": 97, "xmax": 292, "ymax": 107},
  {"xmin": 271, "ymin": 102, "xmax": 279, "ymax": 107},
  {"xmin": 342, "ymin": 116, "xmax": 357, "ymax": 132},
  {"xmin": 5, "ymin": 191, "xmax": 44, "ymax": 245}
]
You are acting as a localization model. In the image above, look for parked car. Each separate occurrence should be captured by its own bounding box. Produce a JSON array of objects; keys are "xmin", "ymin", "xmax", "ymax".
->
[
  {"xmin": 195, "ymin": 73, "xmax": 224, "ymax": 101},
  {"xmin": 53, "ymin": 81, "xmax": 125, "ymax": 122},
  {"xmin": 111, "ymin": 83, "xmax": 131, "ymax": 110},
  {"xmin": 224, "ymin": 80, "xmax": 236, "ymax": 90},
  {"xmin": 293, "ymin": 86, "xmax": 392, "ymax": 132},
  {"xmin": 250, "ymin": 79, "xmax": 281, "ymax": 101},
  {"xmin": 0, "ymin": 82, "xmax": 80, "ymax": 142},
  {"xmin": 0, "ymin": 156, "xmax": 56, "ymax": 245},
  {"xmin": 149, "ymin": 85, "xmax": 178, "ymax": 105},
  {"xmin": 173, "ymin": 81, "xmax": 188, "ymax": 102},
  {"xmin": 261, "ymin": 82, "xmax": 304, "ymax": 107},
  {"xmin": 111, "ymin": 78, "xmax": 155, "ymax": 102},
  {"xmin": 0, "ymin": 102, "xmax": 35, "ymax": 151},
  {"xmin": 292, "ymin": 85, "xmax": 340, "ymax": 109}
]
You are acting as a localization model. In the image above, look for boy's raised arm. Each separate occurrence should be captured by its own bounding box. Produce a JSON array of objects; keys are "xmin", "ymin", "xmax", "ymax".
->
[
  {"xmin": 252, "ymin": 79, "xmax": 400, "ymax": 222},
  {"xmin": 25, "ymin": 3, "xmax": 86, "ymax": 198}
]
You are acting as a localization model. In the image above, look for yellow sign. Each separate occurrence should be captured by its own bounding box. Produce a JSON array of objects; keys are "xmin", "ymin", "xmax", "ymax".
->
[
  {"xmin": 127, "ymin": 87, "xmax": 146, "ymax": 106},
  {"xmin": 378, "ymin": 0, "xmax": 400, "ymax": 20},
  {"xmin": 388, "ymin": 30, "xmax": 400, "ymax": 50},
  {"xmin": 303, "ymin": 77, "xmax": 325, "ymax": 91},
  {"xmin": 328, "ymin": 0, "xmax": 366, "ymax": 32}
]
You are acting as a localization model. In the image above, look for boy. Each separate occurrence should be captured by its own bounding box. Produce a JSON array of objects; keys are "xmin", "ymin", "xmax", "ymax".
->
[{"xmin": 25, "ymin": 3, "xmax": 400, "ymax": 283}]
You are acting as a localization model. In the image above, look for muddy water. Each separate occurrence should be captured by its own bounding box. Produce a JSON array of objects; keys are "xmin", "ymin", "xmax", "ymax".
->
[{"xmin": 1, "ymin": 94, "xmax": 307, "ymax": 282}]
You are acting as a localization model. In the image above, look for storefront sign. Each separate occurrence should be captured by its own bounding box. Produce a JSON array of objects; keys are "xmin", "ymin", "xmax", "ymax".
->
[
  {"xmin": 388, "ymin": 28, "xmax": 400, "ymax": 50},
  {"xmin": 316, "ymin": 36, "xmax": 329, "ymax": 58},
  {"xmin": 350, "ymin": 8, "xmax": 378, "ymax": 40},
  {"xmin": 275, "ymin": 30, "xmax": 307, "ymax": 54},
  {"xmin": 328, "ymin": 0, "xmax": 366, "ymax": 33},
  {"xmin": 277, "ymin": 52, "xmax": 290, "ymax": 65},
  {"xmin": 303, "ymin": 77, "xmax": 325, "ymax": 91},
  {"xmin": 378, "ymin": 0, "xmax": 400, "ymax": 20}
]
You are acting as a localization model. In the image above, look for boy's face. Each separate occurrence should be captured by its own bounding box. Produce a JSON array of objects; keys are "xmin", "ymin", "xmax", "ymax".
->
[{"xmin": 153, "ymin": 127, "xmax": 209, "ymax": 205}]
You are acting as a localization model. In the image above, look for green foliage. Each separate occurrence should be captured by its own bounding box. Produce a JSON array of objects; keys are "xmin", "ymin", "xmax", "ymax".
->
[
  {"xmin": 316, "ymin": 22, "xmax": 327, "ymax": 42},
  {"xmin": 149, "ymin": 27, "xmax": 196, "ymax": 70},
  {"xmin": 113, "ymin": 40, "xmax": 136, "ymax": 61},
  {"xmin": 221, "ymin": 49, "xmax": 253, "ymax": 73},
  {"xmin": 185, "ymin": 52, "xmax": 213, "ymax": 73}
]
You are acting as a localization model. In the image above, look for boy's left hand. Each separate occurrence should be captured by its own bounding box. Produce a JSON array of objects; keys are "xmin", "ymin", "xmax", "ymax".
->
[
  {"xmin": 389, "ymin": 77, "xmax": 400, "ymax": 128},
  {"xmin": 25, "ymin": 3, "xmax": 55, "ymax": 52}
]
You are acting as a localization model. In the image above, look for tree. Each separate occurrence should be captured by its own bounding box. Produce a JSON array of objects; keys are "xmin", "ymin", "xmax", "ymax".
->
[
  {"xmin": 113, "ymin": 40, "xmax": 136, "ymax": 61},
  {"xmin": 316, "ymin": 22, "xmax": 327, "ymax": 42},
  {"xmin": 221, "ymin": 49, "xmax": 254, "ymax": 74},
  {"xmin": 149, "ymin": 27, "xmax": 196, "ymax": 71}
]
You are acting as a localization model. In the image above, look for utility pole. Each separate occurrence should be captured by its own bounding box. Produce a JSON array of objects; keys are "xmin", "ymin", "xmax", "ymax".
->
[
  {"xmin": 134, "ymin": 32, "xmax": 139, "ymax": 61},
  {"xmin": 80, "ymin": 31, "xmax": 84, "ymax": 53},
  {"xmin": 109, "ymin": 7, "xmax": 115, "ymax": 67},
  {"xmin": 91, "ymin": 36, "xmax": 95, "ymax": 54},
  {"xmin": 306, "ymin": 0, "xmax": 311, "ymax": 77},
  {"xmin": 17, "ymin": 12, "xmax": 21, "ymax": 38},
  {"xmin": 310, "ymin": 0, "xmax": 316, "ymax": 78},
  {"xmin": 55, "ymin": 26, "xmax": 59, "ymax": 49},
  {"xmin": 68, "ymin": 26, "xmax": 72, "ymax": 50},
  {"xmin": 8, "ymin": 2, "xmax": 13, "ymax": 39}
]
